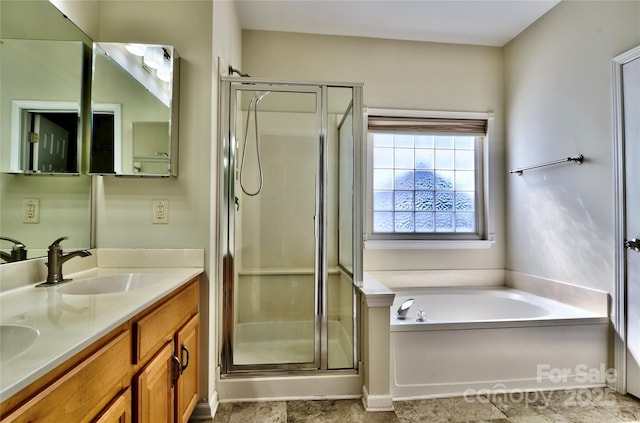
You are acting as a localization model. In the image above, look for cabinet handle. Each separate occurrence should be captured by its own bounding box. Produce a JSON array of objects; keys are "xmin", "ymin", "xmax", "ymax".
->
[
  {"xmin": 180, "ymin": 344, "xmax": 190, "ymax": 374},
  {"xmin": 171, "ymin": 354, "xmax": 182, "ymax": 386}
]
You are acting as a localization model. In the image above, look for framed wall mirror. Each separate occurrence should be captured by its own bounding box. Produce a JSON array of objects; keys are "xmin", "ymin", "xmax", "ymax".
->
[
  {"xmin": 0, "ymin": 0, "xmax": 92, "ymax": 263},
  {"xmin": 90, "ymin": 42, "xmax": 180, "ymax": 177}
]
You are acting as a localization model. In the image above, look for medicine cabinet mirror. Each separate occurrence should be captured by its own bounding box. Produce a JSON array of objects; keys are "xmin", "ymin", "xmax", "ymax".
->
[
  {"xmin": 90, "ymin": 42, "xmax": 179, "ymax": 177},
  {"xmin": 0, "ymin": 0, "xmax": 92, "ymax": 263}
]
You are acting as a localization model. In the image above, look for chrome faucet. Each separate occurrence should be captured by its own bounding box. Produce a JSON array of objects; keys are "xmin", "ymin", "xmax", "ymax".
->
[
  {"xmin": 42, "ymin": 236, "xmax": 91, "ymax": 285},
  {"xmin": 397, "ymin": 298, "xmax": 415, "ymax": 320}
]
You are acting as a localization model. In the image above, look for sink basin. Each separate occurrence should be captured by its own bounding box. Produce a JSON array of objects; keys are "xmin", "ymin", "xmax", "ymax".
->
[
  {"xmin": 0, "ymin": 325, "xmax": 39, "ymax": 361},
  {"xmin": 57, "ymin": 273, "xmax": 158, "ymax": 295}
]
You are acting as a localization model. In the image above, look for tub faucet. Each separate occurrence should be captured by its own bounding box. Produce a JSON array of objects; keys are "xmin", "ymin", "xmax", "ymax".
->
[
  {"xmin": 41, "ymin": 236, "xmax": 91, "ymax": 285},
  {"xmin": 397, "ymin": 299, "xmax": 415, "ymax": 320}
]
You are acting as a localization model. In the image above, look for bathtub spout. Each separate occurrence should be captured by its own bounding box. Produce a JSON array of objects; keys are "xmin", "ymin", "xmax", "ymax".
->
[{"xmin": 397, "ymin": 299, "xmax": 415, "ymax": 320}]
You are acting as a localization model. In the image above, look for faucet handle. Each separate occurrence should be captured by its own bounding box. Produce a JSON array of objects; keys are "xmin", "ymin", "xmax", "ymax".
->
[{"xmin": 49, "ymin": 236, "xmax": 68, "ymax": 249}]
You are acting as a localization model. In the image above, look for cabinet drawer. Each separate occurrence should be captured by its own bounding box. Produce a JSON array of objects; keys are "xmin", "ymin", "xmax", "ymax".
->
[
  {"xmin": 134, "ymin": 280, "xmax": 198, "ymax": 364},
  {"xmin": 2, "ymin": 330, "xmax": 130, "ymax": 423}
]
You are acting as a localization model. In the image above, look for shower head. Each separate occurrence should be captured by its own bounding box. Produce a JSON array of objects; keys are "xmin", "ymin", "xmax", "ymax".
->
[{"xmin": 229, "ymin": 66, "xmax": 250, "ymax": 77}]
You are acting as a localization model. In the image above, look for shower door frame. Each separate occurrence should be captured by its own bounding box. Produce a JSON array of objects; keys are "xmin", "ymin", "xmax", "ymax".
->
[{"xmin": 219, "ymin": 77, "xmax": 363, "ymax": 375}]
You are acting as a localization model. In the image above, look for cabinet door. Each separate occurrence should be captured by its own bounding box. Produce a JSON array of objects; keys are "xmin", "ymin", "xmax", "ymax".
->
[
  {"xmin": 175, "ymin": 314, "xmax": 199, "ymax": 423},
  {"xmin": 135, "ymin": 342, "xmax": 176, "ymax": 423},
  {"xmin": 94, "ymin": 388, "xmax": 131, "ymax": 423}
]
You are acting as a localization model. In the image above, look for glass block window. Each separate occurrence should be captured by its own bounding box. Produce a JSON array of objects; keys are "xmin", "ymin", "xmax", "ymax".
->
[
  {"xmin": 372, "ymin": 133, "xmax": 478, "ymax": 234},
  {"xmin": 366, "ymin": 111, "xmax": 489, "ymax": 242}
]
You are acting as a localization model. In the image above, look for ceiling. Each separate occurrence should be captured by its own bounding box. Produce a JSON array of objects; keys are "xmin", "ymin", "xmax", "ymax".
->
[{"xmin": 235, "ymin": 0, "xmax": 561, "ymax": 47}]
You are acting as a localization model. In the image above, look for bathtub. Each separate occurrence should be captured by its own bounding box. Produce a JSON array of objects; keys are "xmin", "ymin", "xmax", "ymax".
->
[{"xmin": 390, "ymin": 287, "xmax": 609, "ymax": 399}]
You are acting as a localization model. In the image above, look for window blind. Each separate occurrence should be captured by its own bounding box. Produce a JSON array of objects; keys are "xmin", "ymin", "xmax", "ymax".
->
[{"xmin": 367, "ymin": 116, "xmax": 487, "ymax": 136}]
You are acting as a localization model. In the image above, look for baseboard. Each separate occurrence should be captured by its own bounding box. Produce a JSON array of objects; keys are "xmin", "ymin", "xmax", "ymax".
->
[
  {"xmin": 361, "ymin": 385, "xmax": 394, "ymax": 411},
  {"xmin": 188, "ymin": 391, "xmax": 217, "ymax": 421}
]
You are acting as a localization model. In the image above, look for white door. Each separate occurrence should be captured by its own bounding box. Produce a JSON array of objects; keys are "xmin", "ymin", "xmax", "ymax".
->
[
  {"xmin": 623, "ymin": 54, "xmax": 640, "ymax": 399},
  {"xmin": 33, "ymin": 114, "xmax": 69, "ymax": 172}
]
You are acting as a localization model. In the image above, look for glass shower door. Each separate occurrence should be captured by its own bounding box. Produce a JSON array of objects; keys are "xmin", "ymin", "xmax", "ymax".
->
[{"xmin": 227, "ymin": 85, "xmax": 322, "ymax": 370}]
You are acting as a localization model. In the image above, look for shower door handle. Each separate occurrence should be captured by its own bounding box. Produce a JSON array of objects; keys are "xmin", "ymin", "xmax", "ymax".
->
[{"xmin": 625, "ymin": 239, "xmax": 640, "ymax": 252}]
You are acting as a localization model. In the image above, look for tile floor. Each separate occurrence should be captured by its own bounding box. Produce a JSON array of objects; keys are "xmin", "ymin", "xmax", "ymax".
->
[{"xmin": 199, "ymin": 388, "xmax": 640, "ymax": 423}]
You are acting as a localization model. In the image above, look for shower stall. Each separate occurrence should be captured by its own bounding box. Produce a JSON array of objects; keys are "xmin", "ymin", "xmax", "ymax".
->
[{"xmin": 218, "ymin": 77, "xmax": 363, "ymax": 376}]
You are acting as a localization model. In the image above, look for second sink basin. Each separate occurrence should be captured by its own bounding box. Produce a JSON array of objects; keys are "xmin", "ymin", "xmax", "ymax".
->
[
  {"xmin": 0, "ymin": 325, "xmax": 39, "ymax": 361},
  {"xmin": 57, "ymin": 273, "xmax": 158, "ymax": 295}
]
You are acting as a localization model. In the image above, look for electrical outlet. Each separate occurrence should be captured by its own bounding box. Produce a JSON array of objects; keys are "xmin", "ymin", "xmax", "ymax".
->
[
  {"xmin": 23, "ymin": 198, "xmax": 39, "ymax": 224},
  {"xmin": 152, "ymin": 200, "xmax": 169, "ymax": 224}
]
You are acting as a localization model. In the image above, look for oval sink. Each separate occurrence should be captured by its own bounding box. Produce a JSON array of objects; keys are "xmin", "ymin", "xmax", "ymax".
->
[
  {"xmin": 0, "ymin": 325, "xmax": 39, "ymax": 361},
  {"xmin": 57, "ymin": 273, "xmax": 158, "ymax": 295}
]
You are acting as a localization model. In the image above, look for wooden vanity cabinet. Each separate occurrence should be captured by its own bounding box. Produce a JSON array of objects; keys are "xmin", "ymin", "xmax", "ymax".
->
[
  {"xmin": 0, "ymin": 327, "xmax": 131, "ymax": 423},
  {"xmin": 0, "ymin": 277, "xmax": 200, "ymax": 423},
  {"xmin": 133, "ymin": 280, "xmax": 200, "ymax": 423}
]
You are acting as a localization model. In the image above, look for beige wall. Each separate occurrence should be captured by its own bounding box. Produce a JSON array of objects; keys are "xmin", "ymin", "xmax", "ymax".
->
[
  {"xmin": 93, "ymin": 1, "xmax": 212, "ymax": 253},
  {"xmin": 242, "ymin": 30, "xmax": 506, "ymax": 272},
  {"xmin": 504, "ymin": 0, "xmax": 640, "ymax": 294}
]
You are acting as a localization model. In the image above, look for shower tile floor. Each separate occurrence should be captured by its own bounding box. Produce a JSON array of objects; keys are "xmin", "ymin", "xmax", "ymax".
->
[
  {"xmin": 233, "ymin": 338, "xmax": 352, "ymax": 368},
  {"xmin": 195, "ymin": 388, "xmax": 640, "ymax": 422}
]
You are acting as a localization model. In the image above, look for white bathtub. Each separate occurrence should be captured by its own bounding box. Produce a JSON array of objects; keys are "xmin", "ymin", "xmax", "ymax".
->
[{"xmin": 390, "ymin": 287, "xmax": 609, "ymax": 399}]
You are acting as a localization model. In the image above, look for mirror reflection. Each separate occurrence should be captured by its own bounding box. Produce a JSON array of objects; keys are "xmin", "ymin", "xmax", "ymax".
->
[
  {"xmin": 90, "ymin": 42, "xmax": 179, "ymax": 176},
  {"xmin": 0, "ymin": 0, "xmax": 92, "ymax": 263},
  {"xmin": 0, "ymin": 39, "xmax": 83, "ymax": 175}
]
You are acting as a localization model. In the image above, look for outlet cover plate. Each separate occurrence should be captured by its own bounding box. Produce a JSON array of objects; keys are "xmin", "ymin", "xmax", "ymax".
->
[
  {"xmin": 152, "ymin": 200, "xmax": 169, "ymax": 224},
  {"xmin": 23, "ymin": 198, "xmax": 39, "ymax": 224}
]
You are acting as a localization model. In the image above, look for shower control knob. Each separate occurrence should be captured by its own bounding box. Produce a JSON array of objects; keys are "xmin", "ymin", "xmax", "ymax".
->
[{"xmin": 625, "ymin": 239, "xmax": 640, "ymax": 252}]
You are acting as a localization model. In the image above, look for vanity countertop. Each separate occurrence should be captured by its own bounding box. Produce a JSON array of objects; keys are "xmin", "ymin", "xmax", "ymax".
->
[{"xmin": 0, "ymin": 266, "xmax": 203, "ymax": 400}]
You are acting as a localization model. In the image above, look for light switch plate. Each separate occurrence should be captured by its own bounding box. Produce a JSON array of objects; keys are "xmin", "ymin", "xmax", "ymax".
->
[
  {"xmin": 152, "ymin": 200, "xmax": 169, "ymax": 224},
  {"xmin": 23, "ymin": 198, "xmax": 39, "ymax": 224}
]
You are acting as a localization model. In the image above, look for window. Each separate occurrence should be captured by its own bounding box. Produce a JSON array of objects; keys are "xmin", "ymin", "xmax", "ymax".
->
[{"xmin": 365, "ymin": 109, "xmax": 494, "ymax": 248}]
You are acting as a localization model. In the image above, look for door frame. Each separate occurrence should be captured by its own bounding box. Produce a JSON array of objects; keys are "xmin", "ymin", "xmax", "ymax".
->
[
  {"xmin": 612, "ymin": 44, "xmax": 640, "ymax": 395},
  {"xmin": 10, "ymin": 100, "xmax": 81, "ymax": 173}
]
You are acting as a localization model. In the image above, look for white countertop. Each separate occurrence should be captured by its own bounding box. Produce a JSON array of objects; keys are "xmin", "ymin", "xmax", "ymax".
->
[{"xmin": 0, "ymin": 266, "xmax": 203, "ymax": 400}]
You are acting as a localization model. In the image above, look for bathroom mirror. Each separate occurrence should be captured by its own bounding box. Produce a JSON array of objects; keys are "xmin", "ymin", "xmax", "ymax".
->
[
  {"xmin": 90, "ymin": 42, "xmax": 180, "ymax": 177},
  {"xmin": 0, "ymin": 0, "xmax": 93, "ymax": 262}
]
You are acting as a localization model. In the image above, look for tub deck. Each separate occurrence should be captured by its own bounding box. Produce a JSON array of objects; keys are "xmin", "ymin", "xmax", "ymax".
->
[{"xmin": 391, "ymin": 287, "xmax": 608, "ymax": 331}]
